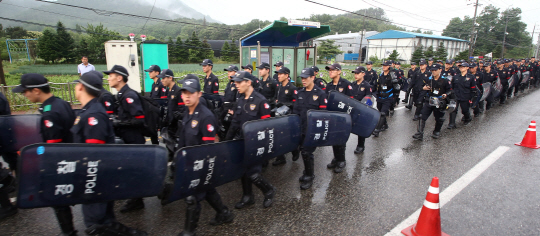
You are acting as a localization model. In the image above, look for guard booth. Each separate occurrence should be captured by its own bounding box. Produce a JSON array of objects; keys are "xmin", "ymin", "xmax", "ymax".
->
[
  {"xmin": 140, "ymin": 39, "xmax": 168, "ymax": 93},
  {"xmin": 104, "ymin": 40, "xmax": 141, "ymax": 94},
  {"xmin": 240, "ymin": 20, "xmax": 331, "ymax": 81}
]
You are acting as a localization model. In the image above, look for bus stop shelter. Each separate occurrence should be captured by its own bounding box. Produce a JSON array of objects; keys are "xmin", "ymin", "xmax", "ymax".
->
[{"xmin": 240, "ymin": 20, "xmax": 331, "ymax": 80}]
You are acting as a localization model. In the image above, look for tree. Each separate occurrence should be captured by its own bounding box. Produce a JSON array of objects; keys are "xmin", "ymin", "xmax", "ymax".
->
[
  {"xmin": 77, "ymin": 37, "xmax": 90, "ymax": 58},
  {"xmin": 38, "ymin": 28, "xmax": 58, "ymax": 63},
  {"xmin": 56, "ymin": 21, "xmax": 76, "ymax": 62},
  {"xmin": 424, "ymin": 46, "xmax": 434, "ymax": 59},
  {"xmin": 175, "ymin": 36, "xmax": 189, "ymax": 63},
  {"xmin": 410, "ymin": 45, "xmax": 424, "ymax": 64},
  {"xmin": 221, "ymin": 41, "xmax": 231, "ymax": 62},
  {"xmin": 228, "ymin": 40, "xmax": 239, "ymax": 62},
  {"xmin": 387, "ymin": 50, "xmax": 400, "ymax": 62},
  {"xmin": 4, "ymin": 26, "xmax": 28, "ymax": 39},
  {"xmin": 434, "ymin": 42, "xmax": 448, "ymax": 62},
  {"xmin": 201, "ymin": 37, "xmax": 214, "ymax": 60},
  {"xmin": 186, "ymin": 31, "xmax": 202, "ymax": 63},
  {"xmin": 82, "ymin": 23, "xmax": 123, "ymax": 63},
  {"xmin": 167, "ymin": 37, "xmax": 176, "ymax": 62},
  {"xmin": 454, "ymin": 50, "xmax": 469, "ymax": 61},
  {"xmin": 317, "ymin": 40, "xmax": 343, "ymax": 63}
]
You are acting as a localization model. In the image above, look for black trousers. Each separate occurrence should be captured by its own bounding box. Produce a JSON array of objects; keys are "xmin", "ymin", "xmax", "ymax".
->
[
  {"xmin": 421, "ymin": 103, "xmax": 445, "ymax": 121},
  {"xmin": 376, "ymin": 98, "xmax": 393, "ymax": 116},
  {"xmin": 451, "ymin": 100, "xmax": 471, "ymax": 120},
  {"xmin": 82, "ymin": 201, "xmax": 116, "ymax": 228},
  {"xmin": 116, "ymin": 127, "xmax": 145, "ymax": 144}
]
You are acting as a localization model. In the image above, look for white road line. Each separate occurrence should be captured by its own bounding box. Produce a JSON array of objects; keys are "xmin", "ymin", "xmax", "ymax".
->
[
  {"xmin": 384, "ymin": 145, "xmax": 510, "ymax": 236},
  {"xmin": 394, "ymin": 107, "xmax": 406, "ymax": 111}
]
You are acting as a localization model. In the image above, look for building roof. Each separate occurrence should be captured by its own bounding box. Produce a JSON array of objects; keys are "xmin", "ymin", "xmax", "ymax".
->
[
  {"xmin": 366, "ymin": 30, "xmax": 469, "ymax": 43},
  {"xmin": 315, "ymin": 31, "xmax": 379, "ymax": 41},
  {"xmin": 241, "ymin": 20, "xmax": 331, "ymax": 47}
]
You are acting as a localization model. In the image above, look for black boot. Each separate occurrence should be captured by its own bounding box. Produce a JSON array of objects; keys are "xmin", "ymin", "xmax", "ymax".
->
[
  {"xmin": 250, "ymin": 174, "xmax": 275, "ymax": 208},
  {"xmin": 292, "ymin": 149, "xmax": 300, "ymax": 161},
  {"xmin": 326, "ymin": 159, "xmax": 337, "ymax": 169},
  {"xmin": 447, "ymin": 112, "xmax": 457, "ymax": 129},
  {"xmin": 432, "ymin": 120, "xmax": 443, "ymax": 139},
  {"xmin": 206, "ymin": 192, "xmax": 234, "ymax": 226},
  {"xmin": 373, "ymin": 115, "xmax": 385, "ymax": 137},
  {"xmin": 178, "ymin": 197, "xmax": 201, "ymax": 236},
  {"xmin": 333, "ymin": 146, "xmax": 346, "ymax": 173},
  {"xmin": 272, "ymin": 155, "xmax": 286, "ymax": 166},
  {"xmin": 120, "ymin": 198, "xmax": 144, "ymax": 213},
  {"xmin": 54, "ymin": 206, "xmax": 77, "ymax": 236},
  {"xmin": 413, "ymin": 105, "xmax": 422, "ymax": 121},
  {"xmin": 300, "ymin": 155, "xmax": 315, "ymax": 190},
  {"xmin": 0, "ymin": 191, "xmax": 17, "ymax": 220},
  {"xmin": 158, "ymin": 183, "xmax": 173, "ymax": 206},
  {"xmin": 354, "ymin": 146, "xmax": 365, "ymax": 154},
  {"xmin": 85, "ymin": 222, "xmax": 147, "ymax": 236},
  {"xmin": 412, "ymin": 119, "xmax": 425, "ymax": 140},
  {"xmin": 234, "ymin": 176, "xmax": 254, "ymax": 209}
]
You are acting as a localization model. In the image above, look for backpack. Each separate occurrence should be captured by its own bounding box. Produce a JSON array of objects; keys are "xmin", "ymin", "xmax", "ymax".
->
[{"xmin": 136, "ymin": 93, "xmax": 161, "ymax": 137}]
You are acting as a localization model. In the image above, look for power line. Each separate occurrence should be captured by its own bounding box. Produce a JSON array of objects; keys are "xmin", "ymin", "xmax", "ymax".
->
[
  {"xmin": 0, "ymin": 17, "xmax": 241, "ymax": 53},
  {"xmin": 34, "ymin": 0, "xmax": 246, "ymax": 32},
  {"xmin": 367, "ymin": 0, "xmax": 449, "ymax": 25},
  {"xmin": 140, "ymin": 0, "xmax": 157, "ymax": 33}
]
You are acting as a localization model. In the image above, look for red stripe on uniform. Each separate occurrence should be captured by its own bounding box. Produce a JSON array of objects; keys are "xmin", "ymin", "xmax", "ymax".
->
[
  {"xmin": 106, "ymin": 111, "xmax": 113, "ymax": 114},
  {"xmin": 292, "ymin": 99, "xmax": 296, "ymax": 102},
  {"xmin": 178, "ymin": 102, "xmax": 185, "ymax": 105},
  {"xmin": 202, "ymin": 137, "xmax": 215, "ymax": 141},
  {"xmin": 86, "ymin": 139, "xmax": 106, "ymax": 144},
  {"xmin": 135, "ymin": 115, "xmax": 145, "ymax": 119},
  {"xmin": 322, "ymin": 88, "xmax": 326, "ymax": 90},
  {"xmin": 160, "ymin": 96, "xmax": 167, "ymax": 98},
  {"xmin": 261, "ymin": 115, "xmax": 270, "ymax": 119},
  {"xmin": 46, "ymin": 139, "xmax": 62, "ymax": 143},
  {"xmin": 471, "ymin": 87, "xmax": 476, "ymax": 88},
  {"xmin": 213, "ymin": 91, "xmax": 219, "ymax": 93},
  {"xmin": 319, "ymin": 105, "xmax": 327, "ymax": 108},
  {"xmin": 350, "ymin": 96, "xmax": 354, "ymax": 98}
]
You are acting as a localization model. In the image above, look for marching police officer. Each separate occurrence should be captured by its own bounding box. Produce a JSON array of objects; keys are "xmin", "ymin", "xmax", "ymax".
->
[
  {"xmin": 412, "ymin": 64, "xmax": 452, "ymax": 140},
  {"xmin": 145, "ymin": 65, "xmax": 167, "ymax": 99},
  {"xmin": 293, "ymin": 67, "xmax": 327, "ymax": 190},
  {"xmin": 71, "ymin": 72, "xmax": 147, "ymax": 236},
  {"xmin": 427, "ymin": 58, "xmax": 434, "ymax": 70},
  {"xmin": 482, "ymin": 63, "xmax": 498, "ymax": 111},
  {"xmin": 391, "ymin": 61, "xmax": 404, "ymax": 112},
  {"xmin": 158, "ymin": 69, "xmax": 183, "ymax": 151},
  {"xmin": 442, "ymin": 59, "xmax": 456, "ymax": 78},
  {"xmin": 409, "ymin": 60, "xmax": 431, "ymax": 120},
  {"xmin": 242, "ymin": 64, "xmax": 261, "ymax": 92},
  {"xmin": 447, "ymin": 62, "xmax": 477, "ymax": 128},
  {"xmin": 104, "ymin": 65, "xmax": 147, "ymax": 212},
  {"xmin": 258, "ymin": 63, "xmax": 278, "ymax": 107},
  {"xmin": 219, "ymin": 65, "xmax": 240, "ymax": 139},
  {"xmin": 176, "ymin": 76, "xmax": 235, "ymax": 236},
  {"xmin": 12, "ymin": 73, "xmax": 76, "ymax": 235},
  {"xmin": 365, "ymin": 61, "xmax": 378, "ymax": 86},
  {"xmin": 470, "ymin": 63, "xmax": 485, "ymax": 117},
  {"xmin": 325, "ymin": 63, "xmax": 352, "ymax": 173},
  {"xmin": 403, "ymin": 62, "xmax": 418, "ymax": 104},
  {"xmin": 310, "ymin": 66, "xmax": 327, "ymax": 91},
  {"xmin": 504, "ymin": 59, "xmax": 516, "ymax": 99},
  {"xmin": 0, "ymin": 91, "xmax": 17, "ymax": 220},
  {"xmin": 273, "ymin": 66, "xmax": 299, "ymax": 166},
  {"xmin": 372, "ymin": 60, "xmax": 400, "ymax": 137},
  {"xmin": 351, "ymin": 66, "xmax": 372, "ymax": 153},
  {"xmin": 225, "ymin": 71, "xmax": 276, "ymax": 209},
  {"xmin": 496, "ymin": 60, "xmax": 510, "ymax": 105},
  {"xmin": 201, "ymin": 59, "xmax": 219, "ymax": 95},
  {"xmin": 87, "ymin": 71, "xmax": 117, "ymax": 117},
  {"xmin": 273, "ymin": 61, "xmax": 284, "ymax": 81}
]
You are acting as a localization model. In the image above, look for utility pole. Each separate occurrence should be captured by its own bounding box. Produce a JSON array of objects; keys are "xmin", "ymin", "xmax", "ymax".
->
[
  {"xmin": 468, "ymin": 0, "xmax": 480, "ymax": 59},
  {"xmin": 358, "ymin": 9, "xmax": 367, "ymax": 65},
  {"xmin": 529, "ymin": 24, "xmax": 536, "ymax": 57},
  {"xmin": 501, "ymin": 15, "xmax": 509, "ymax": 58}
]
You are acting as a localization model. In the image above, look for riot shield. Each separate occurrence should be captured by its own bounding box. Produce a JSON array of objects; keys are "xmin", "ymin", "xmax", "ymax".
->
[
  {"xmin": 154, "ymin": 98, "xmax": 169, "ymax": 128},
  {"xmin": 446, "ymin": 99, "xmax": 457, "ymax": 114},
  {"xmin": 491, "ymin": 78, "xmax": 503, "ymax": 98},
  {"xmin": 242, "ymin": 115, "xmax": 301, "ymax": 167},
  {"xmin": 516, "ymin": 70, "xmax": 522, "ymax": 81},
  {"xmin": 168, "ymin": 140, "xmax": 245, "ymax": 202},
  {"xmin": 446, "ymin": 75, "xmax": 453, "ymax": 82},
  {"xmin": 471, "ymin": 87, "xmax": 482, "ymax": 109},
  {"xmin": 360, "ymin": 96, "xmax": 374, "ymax": 107},
  {"xmin": 0, "ymin": 115, "xmax": 41, "ymax": 153},
  {"xmin": 508, "ymin": 74, "xmax": 516, "ymax": 88},
  {"xmin": 302, "ymin": 110, "xmax": 351, "ymax": 147},
  {"xmin": 327, "ymin": 91, "xmax": 380, "ymax": 138},
  {"xmin": 521, "ymin": 71, "xmax": 530, "ymax": 84},
  {"xmin": 479, "ymin": 82, "xmax": 492, "ymax": 102},
  {"xmin": 17, "ymin": 144, "xmax": 168, "ymax": 209}
]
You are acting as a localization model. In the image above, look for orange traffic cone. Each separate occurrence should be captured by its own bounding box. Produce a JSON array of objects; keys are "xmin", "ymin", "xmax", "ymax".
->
[
  {"xmin": 515, "ymin": 121, "xmax": 540, "ymax": 149},
  {"xmin": 402, "ymin": 177, "xmax": 449, "ymax": 236}
]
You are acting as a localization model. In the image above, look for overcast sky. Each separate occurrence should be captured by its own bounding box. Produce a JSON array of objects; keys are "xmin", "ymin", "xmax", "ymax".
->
[{"xmin": 156, "ymin": 0, "xmax": 539, "ymax": 39}]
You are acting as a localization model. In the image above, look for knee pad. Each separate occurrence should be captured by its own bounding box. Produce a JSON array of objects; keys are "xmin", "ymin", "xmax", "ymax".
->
[
  {"xmin": 380, "ymin": 112, "xmax": 387, "ymax": 117},
  {"xmin": 249, "ymin": 172, "xmax": 261, "ymax": 182},
  {"xmin": 185, "ymin": 195, "xmax": 197, "ymax": 205}
]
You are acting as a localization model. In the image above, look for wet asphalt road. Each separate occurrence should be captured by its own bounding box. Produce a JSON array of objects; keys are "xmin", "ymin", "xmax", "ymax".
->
[{"xmin": 2, "ymin": 88, "xmax": 540, "ymax": 236}]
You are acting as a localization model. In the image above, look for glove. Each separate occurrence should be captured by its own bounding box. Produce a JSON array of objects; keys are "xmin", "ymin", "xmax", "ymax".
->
[
  {"xmin": 173, "ymin": 111, "xmax": 183, "ymax": 120},
  {"xmin": 112, "ymin": 117, "xmax": 122, "ymax": 128}
]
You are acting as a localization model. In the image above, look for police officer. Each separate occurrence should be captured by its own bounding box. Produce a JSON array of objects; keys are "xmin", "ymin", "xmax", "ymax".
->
[
  {"xmin": 531, "ymin": 57, "xmax": 539, "ymax": 87},
  {"xmin": 427, "ymin": 58, "xmax": 434, "ymax": 70},
  {"xmin": 351, "ymin": 66, "xmax": 372, "ymax": 153},
  {"xmin": 273, "ymin": 61, "xmax": 284, "ymax": 81},
  {"xmin": 104, "ymin": 65, "xmax": 146, "ymax": 212},
  {"xmin": 71, "ymin": 72, "xmax": 147, "ymax": 236},
  {"xmin": 504, "ymin": 59, "xmax": 516, "ymax": 99},
  {"xmin": 512, "ymin": 59, "xmax": 522, "ymax": 97},
  {"xmin": 201, "ymin": 59, "xmax": 219, "ymax": 95},
  {"xmin": 87, "ymin": 71, "xmax": 117, "ymax": 117},
  {"xmin": 225, "ymin": 71, "xmax": 275, "ymax": 209},
  {"xmin": 447, "ymin": 62, "xmax": 477, "ymax": 128},
  {"xmin": 242, "ymin": 64, "xmax": 261, "ymax": 92},
  {"xmin": 272, "ymin": 66, "xmax": 299, "ymax": 165},
  {"xmin": 293, "ymin": 67, "xmax": 327, "ymax": 190},
  {"xmin": 412, "ymin": 64, "xmax": 452, "ymax": 140},
  {"xmin": 470, "ymin": 63, "xmax": 485, "ymax": 117},
  {"xmin": 145, "ymin": 64, "xmax": 167, "ymax": 99},
  {"xmin": 0, "ymin": 91, "xmax": 17, "ymax": 220},
  {"xmin": 482, "ymin": 62, "xmax": 498, "ymax": 111},
  {"xmin": 177, "ymin": 77, "xmax": 235, "ymax": 236},
  {"xmin": 158, "ymin": 69, "xmax": 183, "ymax": 150},
  {"xmin": 12, "ymin": 73, "xmax": 76, "ymax": 235},
  {"xmin": 403, "ymin": 62, "xmax": 418, "ymax": 104},
  {"xmin": 258, "ymin": 62, "xmax": 278, "ymax": 106},
  {"xmin": 372, "ymin": 60, "xmax": 400, "ymax": 137},
  {"xmin": 442, "ymin": 59, "xmax": 456, "ymax": 78},
  {"xmin": 325, "ymin": 63, "xmax": 352, "ymax": 173},
  {"xmin": 393, "ymin": 61, "xmax": 404, "ymax": 108},
  {"xmin": 219, "ymin": 65, "xmax": 240, "ymax": 139},
  {"xmin": 311, "ymin": 66, "xmax": 327, "ymax": 91},
  {"xmin": 409, "ymin": 60, "xmax": 431, "ymax": 120},
  {"xmin": 496, "ymin": 60, "xmax": 510, "ymax": 105},
  {"xmin": 365, "ymin": 61, "xmax": 378, "ymax": 86}
]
